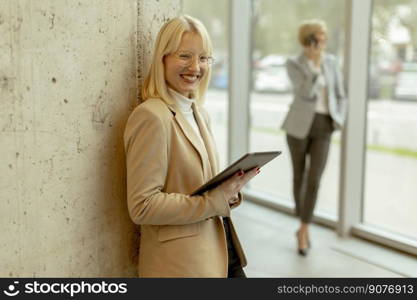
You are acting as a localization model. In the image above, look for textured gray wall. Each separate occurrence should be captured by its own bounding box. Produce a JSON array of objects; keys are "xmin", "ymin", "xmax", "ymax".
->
[{"xmin": 0, "ymin": 0, "xmax": 180, "ymax": 277}]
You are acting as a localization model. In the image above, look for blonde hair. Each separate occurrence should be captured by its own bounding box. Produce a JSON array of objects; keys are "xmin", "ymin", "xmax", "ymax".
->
[
  {"xmin": 298, "ymin": 19, "xmax": 328, "ymax": 47},
  {"xmin": 141, "ymin": 15, "xmax": 213, "ymax": 105}
]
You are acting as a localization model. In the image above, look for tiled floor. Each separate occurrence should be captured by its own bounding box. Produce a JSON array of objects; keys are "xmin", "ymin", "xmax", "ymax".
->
[{"xmin": 232, "ymin": 201, "xmax": 417, "ymax": 277}]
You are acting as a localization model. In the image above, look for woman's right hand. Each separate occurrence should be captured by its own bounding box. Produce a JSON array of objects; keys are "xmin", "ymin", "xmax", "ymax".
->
[
  {"xmin": 305, "ymin": 44, "xmax": 322, "ymax": 67},
  {"xmin": 218, "ymin": 168, "xmax": 260, "ymax": 204}
]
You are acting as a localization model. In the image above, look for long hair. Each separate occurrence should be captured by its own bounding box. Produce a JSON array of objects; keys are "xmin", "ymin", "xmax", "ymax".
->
[{"xmin": 141, "ymin": 15, "xmax": 213, "ymax": 105}]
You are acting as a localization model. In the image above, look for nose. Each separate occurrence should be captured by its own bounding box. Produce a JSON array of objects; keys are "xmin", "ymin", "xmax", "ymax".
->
[{"xmin": 187, "ymin": 56, "xmax": 200, "ymax": 72}]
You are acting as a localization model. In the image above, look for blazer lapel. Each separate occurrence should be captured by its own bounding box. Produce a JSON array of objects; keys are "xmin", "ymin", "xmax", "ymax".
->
[
  {"xmin": 168, "ymin": 103, "xmax": 210, "ymax": 176},
  {"xmin": 322, "ymin": 56, "xmax": 332, "ymax": 88},
  {"xmin": 193, "ymin": 104, "xmax": 218, "ymax": 177},
  {"xmin": 323, "ymin": 56, "xmax": 334, "ymax": 104}
]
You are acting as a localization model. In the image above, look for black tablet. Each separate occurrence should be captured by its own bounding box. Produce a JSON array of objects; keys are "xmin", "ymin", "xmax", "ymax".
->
[{"xmin": 191, "ymin": 151, "xmax": 281, "ymax": 196}]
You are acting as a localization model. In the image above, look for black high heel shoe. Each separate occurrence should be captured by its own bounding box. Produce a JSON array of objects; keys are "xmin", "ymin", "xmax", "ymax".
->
[{"xmin": 296, "ymin": 230, "xmax": 309, "ymax": 256}]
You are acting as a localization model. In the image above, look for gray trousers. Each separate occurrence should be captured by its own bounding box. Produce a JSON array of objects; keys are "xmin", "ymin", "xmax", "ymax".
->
[{"xmin": 286, "ymin": 113, "xmax": 334, "ymax": 223}]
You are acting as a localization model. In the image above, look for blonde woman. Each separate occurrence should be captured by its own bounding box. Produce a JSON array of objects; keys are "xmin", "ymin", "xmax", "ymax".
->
[
  {"xmin": 124, "ymin": 15, "xmax": 258, "ymax": 277},
  {"xmin": 282, "ymin": 19, "xmax": 347, "ymax": 256}
]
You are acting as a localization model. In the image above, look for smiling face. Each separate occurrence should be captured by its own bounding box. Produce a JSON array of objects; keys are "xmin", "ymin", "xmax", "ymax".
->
[{"xmin": 164, "ymin": 32, "xmax": 208, "ymax": 98}]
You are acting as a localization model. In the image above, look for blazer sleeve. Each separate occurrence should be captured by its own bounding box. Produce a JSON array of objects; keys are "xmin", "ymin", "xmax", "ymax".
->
[
  {"xmin": 286, "ymin": 57, "xmax": 322, "ymax": 100},
  {"xmin": 124, "ymin": 105, "xmax": 231, "ymax": 226},
  {"xmin": 333, "ymin": 57, "xmax": 348, "ymax": 122},
  {"xmin": 334, "ymin": 58, "xmax": 347, "ymax": 100}
]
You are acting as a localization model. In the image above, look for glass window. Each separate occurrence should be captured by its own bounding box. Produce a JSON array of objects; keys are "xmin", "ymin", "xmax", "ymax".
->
[
  {"xmin": 248, "ymin": 0, "xmax": 346, "ymax": 218},
  {"xmin": 364, "ymin": 0, "xmax": 417, "ymax": 240},
  {"xmin": 183, "ymin": 0, "xmax": 229, "ymax": 169}
]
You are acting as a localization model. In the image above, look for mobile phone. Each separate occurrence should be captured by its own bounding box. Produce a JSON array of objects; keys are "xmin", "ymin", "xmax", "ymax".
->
[{"xmin": 306, "ymin": 34, "xmax": 318, "ymax": 47}]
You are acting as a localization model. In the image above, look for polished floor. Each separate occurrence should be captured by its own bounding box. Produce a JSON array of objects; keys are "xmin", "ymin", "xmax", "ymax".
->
[{"xmin": 232, "ymin": 200, "xmax": 417, "ymax": 278}]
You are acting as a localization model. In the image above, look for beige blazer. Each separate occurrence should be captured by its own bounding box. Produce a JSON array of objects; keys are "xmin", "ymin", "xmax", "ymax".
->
[{"xmin": 123, "ymin": 97, "xmax": 247, "ymax": 278}]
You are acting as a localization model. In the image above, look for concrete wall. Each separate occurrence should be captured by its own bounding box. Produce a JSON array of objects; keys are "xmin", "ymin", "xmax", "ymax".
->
[{"xmin": 0, "ymin": 0, "xmax": 180, "ymax": 277}]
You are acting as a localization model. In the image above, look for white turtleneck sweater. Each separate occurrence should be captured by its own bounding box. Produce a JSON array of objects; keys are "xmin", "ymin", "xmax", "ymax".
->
[{"xmin": 168, "ymin": 88, "xmax": 205, "ymax": 144}]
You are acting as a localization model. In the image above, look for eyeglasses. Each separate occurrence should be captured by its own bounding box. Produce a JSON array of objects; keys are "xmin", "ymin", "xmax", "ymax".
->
[{"xmin": 172, "ymin": 51, "xmax": 214, "ymax": 67}]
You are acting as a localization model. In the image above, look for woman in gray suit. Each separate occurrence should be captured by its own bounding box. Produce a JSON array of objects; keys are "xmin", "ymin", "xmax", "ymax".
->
[{"xmin": 282, "ymin": 19, "xmax": 347, "ymax": 256}]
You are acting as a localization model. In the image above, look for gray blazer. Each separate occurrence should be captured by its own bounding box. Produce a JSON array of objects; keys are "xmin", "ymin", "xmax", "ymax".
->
[{"xmin": 281, "ymin": 53, "xmax": 347, "ymax": 139}]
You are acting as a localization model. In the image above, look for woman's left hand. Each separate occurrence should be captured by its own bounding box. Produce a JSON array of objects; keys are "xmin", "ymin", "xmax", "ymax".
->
[{"xmin": 219, "ymin": 167, "xmax": 260, "ymax": 203}]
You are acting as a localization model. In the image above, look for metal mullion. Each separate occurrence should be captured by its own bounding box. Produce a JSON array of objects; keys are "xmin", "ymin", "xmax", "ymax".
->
[
  {"xmin": 228, "ymin": 0, "xmax": 251, "ymax": 163},
  {"xmin": 338, "ymin": 0, "xmax": 372, "ymax": 236}
]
